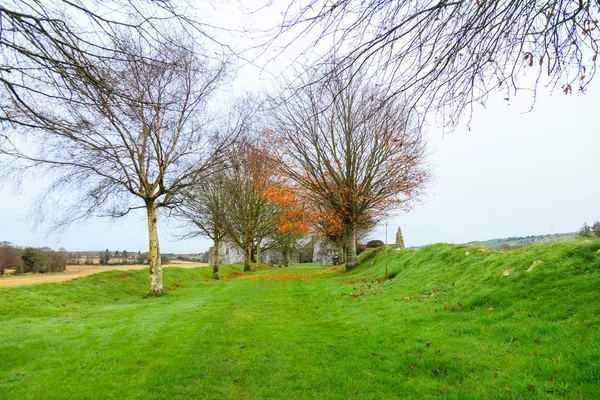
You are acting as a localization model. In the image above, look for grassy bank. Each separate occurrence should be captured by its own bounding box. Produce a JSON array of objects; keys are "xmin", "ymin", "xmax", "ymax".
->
[{"xmin": 0, "ymin": 240, "xmax": 598, "ymax": 399}]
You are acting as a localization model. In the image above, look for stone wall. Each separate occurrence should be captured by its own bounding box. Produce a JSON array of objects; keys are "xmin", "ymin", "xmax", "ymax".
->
[
  {"xmin": 208, "ymin": 241, "xmax": 244, "ymax": 265},
  {"xmin": 208, "ymin": 236, "xmax": 338, "ymax": 266},
  {"xmin": 261, "ymin": 249, "xmax": 282, "ymax": 265},
  {"xmin": 313, "ymin": 237, "xmax": 339, "ymax": 266}
]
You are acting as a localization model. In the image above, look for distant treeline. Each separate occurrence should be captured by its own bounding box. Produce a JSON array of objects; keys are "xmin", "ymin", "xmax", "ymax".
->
[
  {"xmin": 0, "ymin": 243, "xmax": 195, "ymax": 275},
  {"xmin": 69, "ymin": 249, "xmax": 173, "ymax": 266},
  {"xmin": 468, "ymin": 232, "xmax": 577, "ymax": 248},
  {"xmin": 577, "ymin": 221, "xmax": 600, "ymax": 238},
  {"xmin": 0, "ymin": 242, "xmax": 68, "ymax": 275}
]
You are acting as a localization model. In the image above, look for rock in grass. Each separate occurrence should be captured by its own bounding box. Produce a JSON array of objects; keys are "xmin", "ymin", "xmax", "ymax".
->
[{"xmin": 527, "ymin": 260, "xmax": 543, "ymax": 272}]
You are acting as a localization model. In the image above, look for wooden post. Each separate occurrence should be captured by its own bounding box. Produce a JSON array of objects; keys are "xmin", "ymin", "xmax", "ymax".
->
[{"xmin": 385, "ymin": 222, "xmax": 388, "ymax": 279}]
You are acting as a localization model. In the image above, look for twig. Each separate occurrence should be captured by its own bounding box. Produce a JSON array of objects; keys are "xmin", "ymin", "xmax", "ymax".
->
[{"xmin": 497, "ymin": 336, "xmax": 514, "ymax": 359}]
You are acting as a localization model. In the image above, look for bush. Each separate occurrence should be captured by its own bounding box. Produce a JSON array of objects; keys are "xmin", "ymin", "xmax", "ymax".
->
[
  {"xmin": 137, "ymin": 253, "xmax": 149, "ymax": 264},
  {"xmin": 99, "ymin": 249, "xmax": 111, "ymax": 265},
  {"xmin": 19, "ymin": 248, "xmax": 67, "ymax": 273},
  {"xmin": 20, "ymin": 247, "xmax": 44, "ymax": 273},
  {"xmin": 356, "ymin": 244, "xmax": 367, "ymax": 255},
  {"xmin": 366, "ymin": 240, "xmax": 385, "ymax": 248},
  {"xmin": 44, "ymin": 251, "xmax": 67, "ymax": 272},
  {"xmin": 578, "ymin": 221, "xmax": 600, "ymax": 238},
  {"xmin": 0, "ymin": 242, "xmax": 19, "ymax": 275},
  {"xmin": 160, "ymin": 254, "xmax": 171, "ymax": 264}
]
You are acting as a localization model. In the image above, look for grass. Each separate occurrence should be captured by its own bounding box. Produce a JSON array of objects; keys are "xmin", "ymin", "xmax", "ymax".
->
[{"xmin": 0, "ymin": 240, "xmax": 599, "ymax": 399}]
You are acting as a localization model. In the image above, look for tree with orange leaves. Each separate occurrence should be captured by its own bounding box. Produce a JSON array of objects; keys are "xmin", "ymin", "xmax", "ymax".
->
[
  {"xmin": 269, "ymin": 68, "xmax": 429, "ymax": 270},
  {"xmin": 310, "ymin": 203, "xmax": 378, "ymax": 265},
  {"xmin": 264, "ymin": 183, "xmax": 309, "ymax": 266},
  {"xmin": 223, "ymin": 137, "xmax": 280, "ymax": 271}
]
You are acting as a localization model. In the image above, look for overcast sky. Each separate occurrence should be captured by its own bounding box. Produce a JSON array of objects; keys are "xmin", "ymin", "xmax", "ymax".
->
[{"xmin": 0, "ymin": 3, "xmax": 598, "ymax": 253}]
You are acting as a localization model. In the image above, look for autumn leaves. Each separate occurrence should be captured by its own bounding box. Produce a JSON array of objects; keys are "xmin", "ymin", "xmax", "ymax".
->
[{"xmin": 267, "ymin": 70, "xmax": 429, "ymax": 269}]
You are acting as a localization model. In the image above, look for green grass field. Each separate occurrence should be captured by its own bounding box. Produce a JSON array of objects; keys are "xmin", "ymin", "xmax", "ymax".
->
[{"xmin": 1, "ymin": 240, "xmax": 599, "ymax": 399}]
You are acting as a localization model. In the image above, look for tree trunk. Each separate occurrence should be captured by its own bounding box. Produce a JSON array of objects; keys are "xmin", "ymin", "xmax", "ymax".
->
[
  {"xmin": 256, "ymin": 238, "xmax": 262, "ymax": 269},
  {"xmin": 212, "ymin": 240, "xmax": 220, "ymax": 280},
  {"xmin": 243, "ymin": 244, "xmax": 252, "ymax": 272},
  {"xmin": 146, "ymin": 202, "xmax": 163, "ymax": 296},
  {"xmin": 345, "ymin": 226, "xmax": 357, "ymax": 271}
]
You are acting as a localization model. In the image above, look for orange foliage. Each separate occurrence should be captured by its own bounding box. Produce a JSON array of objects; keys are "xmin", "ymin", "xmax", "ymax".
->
[
  {"xmin": 263, "ymin": 183, "xmax": 309, "ymax": 235},
  {"xmin": 223, "ymin": 266, "xmax": 343, "ymax": 281}
]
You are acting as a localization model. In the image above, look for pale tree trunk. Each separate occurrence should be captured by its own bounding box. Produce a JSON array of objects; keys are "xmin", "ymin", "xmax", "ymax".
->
[
  {"xmin": 243, "ymin": 244, "xmax": 252, "ymax": 272},
  {"xmin": 256, "ymin": 238, "xmax": 262, "ymax": 268},
  {"xmin": 345, "ymin": 226, "xmax": 357, "ymax": 271},
  {"xmin": 146, "ymin": 202, "xmax": 163, "ymax": 296},
  {"xmin": 211, "ymin": 240, "xmax": 220, "ymax": 280}
]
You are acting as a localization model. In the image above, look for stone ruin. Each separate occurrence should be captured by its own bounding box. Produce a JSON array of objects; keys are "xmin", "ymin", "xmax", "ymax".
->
[
  {"xmin": 395, "ymin": 227, "xmax": 406, "ymax": 249},
  {"xmin": 209, "ymin": 236, "xmax": 338, "ymax": 266}
]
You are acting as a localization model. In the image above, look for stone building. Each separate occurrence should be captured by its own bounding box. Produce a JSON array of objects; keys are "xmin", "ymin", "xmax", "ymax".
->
[
  {"xmin": 312, "ymin": 237, "xmax": 339, "ymax": 266},
  {"xmin": 209, "ymin": 236, "xmax": 338, "ymax": 266},
  {"xmin": 208, "ymin": 240, "xmax": 244, "ymax": 265}
]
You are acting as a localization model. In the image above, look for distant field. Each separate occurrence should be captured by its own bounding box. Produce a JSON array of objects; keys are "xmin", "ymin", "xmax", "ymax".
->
[
  {"xmin": 468, "ymin": 232, "xmax": 577, "ymax": 247},
  {"xmin": 0, "ymin": 240, "xmax": 598, "ymax": 398},
  {"xmin": 0, "ymin": 260, "xmax": 207, "ymax": 288}
]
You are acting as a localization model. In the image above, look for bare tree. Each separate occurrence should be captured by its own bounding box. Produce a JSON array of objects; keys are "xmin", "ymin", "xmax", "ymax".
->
[
  {"xmin": 178, "ymin": 171, "xmax": 229, "ymax": 279},
  {"xmin": 1, "ymin": 33, "xmax": 230, "ymax": 296},
  {"xmin": 0, "ymin": 1, "xmax": 228, "ymax": 133},
  {"xmin": 265, "ymin": 0, "xmax": 600, "ymax": 126},
  {"xmin": 268, "ymin": 229, "xmax": 304, "ymax": 266},
  {"xmin": 0, "ymin": 241, "xmax": 19, "ymax": 275},
  {"xmin": 269, "ymin": 69, "xmax": 429, "ymax": 270}
]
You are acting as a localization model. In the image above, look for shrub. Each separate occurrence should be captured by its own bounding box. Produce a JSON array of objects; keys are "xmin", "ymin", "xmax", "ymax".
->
[
  {"xmin": 356, "ymin": 244, "xmax": 367, "ymax": 255},
  {"xmin": 577, "ymin": 221, "xmax": 600, "ymax": 238},
  {"xmin": 20, "ymin": 248, "xmax": 68, "ymax": 273},
  {"xmin": 99, "ymin": 249, "xmax": 111, "ymax": 265},
  {"xmin": 0, "ymin": 242, "xmax": 19, "ymax": 275},
  {"xmin": 20, "ymin": 247, "xmax": 44, "ymax": 273},
  {"xmin": 44, "ymin": 251, "xmax": 67, "ymax": 272},
  {"xmin": 592, "ymin": 221, "xmax": 600, "ymax": 237},
  {"xmin": 137, "ymin": 253, "xmax": 149, "ymax": 264},
  {"xmin": 160, "ymin": 254, "xmax": 171, "ymax": 264},
  {"xmin": 578, "ymin": 223, "xmax": 594, "ymax": 238},
  {"xmin": 366, "ymin": 240, "xmax": 385, "ymax": 248}
]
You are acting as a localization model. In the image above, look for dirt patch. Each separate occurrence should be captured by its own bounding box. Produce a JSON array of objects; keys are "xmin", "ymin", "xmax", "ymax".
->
[
  {"xmin": 0, "ymin": 261, "xmax": 207, "ymax": 288},
  {"xmin": 249, "ymin": 267, "xmax": 343, "ymax": 281}
]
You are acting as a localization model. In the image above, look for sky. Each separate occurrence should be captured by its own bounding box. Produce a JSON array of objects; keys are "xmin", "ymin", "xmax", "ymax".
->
[{"xmin": 0, "ymin": 2, "xmax": 599, "ymax": 253}]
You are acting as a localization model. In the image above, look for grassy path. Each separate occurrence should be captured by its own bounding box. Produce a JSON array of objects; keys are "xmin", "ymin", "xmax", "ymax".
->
[{"xmin": 1, "ymin": 242, "xmax": 599, "ymax": 399}]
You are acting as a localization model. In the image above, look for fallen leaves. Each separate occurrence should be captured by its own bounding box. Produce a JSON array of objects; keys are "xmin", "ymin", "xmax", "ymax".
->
[{"xmin": 224, "ymin": 267, "xmax": 342, "ymax": 282}]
